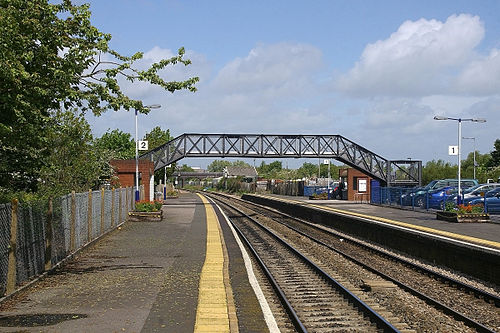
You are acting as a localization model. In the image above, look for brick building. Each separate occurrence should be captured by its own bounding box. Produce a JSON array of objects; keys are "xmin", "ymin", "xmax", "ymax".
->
[
  {"xmin": 339, "ymin": 168, "xmax": 372, "ymax": 201},
  {"xmin": 110, "ymin": 159, "xmax": 155, "ymax": 201}
]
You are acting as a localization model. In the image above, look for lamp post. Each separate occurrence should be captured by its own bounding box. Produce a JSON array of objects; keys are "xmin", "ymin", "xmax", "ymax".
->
[
  {"xmin": 433, "ymin": 116, "xmax": 486, "ymax": 204},
  {"xmin": 135, "ymin": 104, "xmax": 161, "ymax": 202},
  {"xmin": 462, "ymin": 136, "xmax": 476, "ymax": 180}
]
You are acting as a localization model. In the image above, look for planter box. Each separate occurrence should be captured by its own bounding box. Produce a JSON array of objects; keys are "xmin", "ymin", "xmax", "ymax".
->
[
  {"xmin": 128, "ymin": 210, "xmax": 163, "ymax": 222},
  {"xmin": 436, "ymin": 211, "xmax": 490, "ymax": 223}
]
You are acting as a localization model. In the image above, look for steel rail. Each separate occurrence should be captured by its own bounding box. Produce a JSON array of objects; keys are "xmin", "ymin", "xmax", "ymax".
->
[
  {"xmin": 213, "ymin": 192, "xmax": 498, "ymax": 333},
  {"xmin": 207, "ymin": 197, "xmax": 307, "ymax": 333},
  {"xmin": 208, "ymin": 193, "xmax": 400, "ymax": 332}
]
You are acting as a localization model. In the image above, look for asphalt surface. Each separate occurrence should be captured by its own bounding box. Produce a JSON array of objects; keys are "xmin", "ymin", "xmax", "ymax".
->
[
  {"xmin": 269, "ymin": 195, "xmax": 500, "ymax": 245},
  {"xmin": 0, "ymin": 194, "xmax": 206, "ymax": 332}
]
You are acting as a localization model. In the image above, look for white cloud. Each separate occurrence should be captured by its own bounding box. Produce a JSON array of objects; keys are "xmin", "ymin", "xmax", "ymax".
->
[
  {"xmin": 335, "ymin": 14, "xmax": 484, "ymax": 97},
  {"xmin": 212, "ymin": 42, "xmax": 323, "ymax": 97},
  {"xmin": 455, "ymin": 48, "xmax": 500, "ymax": 95}
]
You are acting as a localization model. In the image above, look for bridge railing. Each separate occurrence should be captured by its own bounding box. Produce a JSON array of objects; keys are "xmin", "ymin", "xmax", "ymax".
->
[
  {"xmin": 141, "ymin": 133, "xmax": 421, "ymax": 186},
  {"xmin": 0, "ymin": 187, "xmax": 136, "ymax": 298}
]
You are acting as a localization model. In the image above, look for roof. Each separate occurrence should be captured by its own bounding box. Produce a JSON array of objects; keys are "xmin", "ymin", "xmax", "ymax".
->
[{"xmin": 223, "ymin": 166, "xmax": 258, "ymax": 178}]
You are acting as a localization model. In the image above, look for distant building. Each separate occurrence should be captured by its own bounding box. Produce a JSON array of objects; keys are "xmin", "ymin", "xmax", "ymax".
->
[{"xmin": 223, "ymin": 166, "xmax": 258, "ymax": 182}]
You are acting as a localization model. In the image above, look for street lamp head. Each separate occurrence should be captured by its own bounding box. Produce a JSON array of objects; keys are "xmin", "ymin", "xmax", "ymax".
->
[
  {"xmin": 433, "ymin": 115, "xmax": 448, "ymax": 120},
  {"xmin": 145, "ymin": 104, "xmax": 161, "ymax": 109},
  {"xmin": 472, "ymin": 118, "xmax": 486, "ymax": 123}
]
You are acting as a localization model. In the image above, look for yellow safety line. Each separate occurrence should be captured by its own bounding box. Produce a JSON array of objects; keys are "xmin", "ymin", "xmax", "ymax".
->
[
  {"xmin": 252, "ymin": 194, "xmax": 500, "ymax": 250},
  {"xmin": 194, "ymin": 194, "xmax": 230, "ymax": 333}
]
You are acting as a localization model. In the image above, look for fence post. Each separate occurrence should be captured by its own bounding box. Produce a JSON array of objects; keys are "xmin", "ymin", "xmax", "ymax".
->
[
  {"xmin": 100, "ymin": 188, "xmax": 105, "ymax": 234},
  {"xmin": 88, "ymin": 190, "xmax": 93, "ymax": 242},
  {"xmin": 131, "ymin": 187, "xmax": 134, "ymax": 208},
  {"xmin": 6, "ymin": 199, "xmax": 18, "ymax": 294},
  {"xmin": 44, "ymin": 198, "xmax": 53, "ymax": 271},
  {"xmin": 119, "ymin": 187, "xmax": 122, "ymax": 224},
  {"xmin": 111, "ymin": 188, "xmax": 115, "ymax": 227},
  {"xmin": 70, "ymin": 191, "xmax": 76, "ymax": 251}
]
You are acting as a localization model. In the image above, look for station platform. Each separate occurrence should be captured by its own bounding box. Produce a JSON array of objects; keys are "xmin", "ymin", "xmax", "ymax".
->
[
  {"xmin": 249, "ymin": 194, "xmax": 500, "ymax": 249},
  {"xmin": 242, "ymin": 193, "xmax": 500, "ymax": 285},
  {"xmin": 0, "ymin": 192, "xmax": 274, "ymax": 333}
]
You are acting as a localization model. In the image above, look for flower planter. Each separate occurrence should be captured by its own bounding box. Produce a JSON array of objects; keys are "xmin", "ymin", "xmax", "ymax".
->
[
  {"xmin": 436, "ymin": 211, "xmax": 490, "ymax": 223},
  {"xmin": 128, "ymin": 210, "xmax": 163, "ymax": 222}
]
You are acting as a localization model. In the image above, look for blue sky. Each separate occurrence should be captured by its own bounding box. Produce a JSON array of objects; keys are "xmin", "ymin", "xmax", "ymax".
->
[{"xmin": 83, "ymin": 0, "xmax": 500, "ymax": 168}]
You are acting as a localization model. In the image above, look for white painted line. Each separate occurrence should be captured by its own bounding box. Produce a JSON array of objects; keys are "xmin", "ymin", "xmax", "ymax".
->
[{"xmin": 209, "ymin": 198, "xmax": 280, "ymax": 333}]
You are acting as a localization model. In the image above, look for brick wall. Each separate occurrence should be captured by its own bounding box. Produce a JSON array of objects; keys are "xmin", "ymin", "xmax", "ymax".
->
[{"xmin": 111, "ymin": 159, "xmax": 155, "ymax": 200}]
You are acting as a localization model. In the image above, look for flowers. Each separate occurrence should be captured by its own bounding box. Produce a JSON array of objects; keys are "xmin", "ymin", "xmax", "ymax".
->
[
  {"xmin": 445, "ymin": 201, "xmax": 484, "ymax": 214},
  {"xmin": 134, "ymin": 200, "xmax": 163, "ymax": 212}
]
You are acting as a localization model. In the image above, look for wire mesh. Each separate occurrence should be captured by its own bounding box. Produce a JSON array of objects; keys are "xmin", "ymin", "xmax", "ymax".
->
[
  {"xmin": 92, "ymin": 190, "xmax": 101, "ymax": 240},
  {"xmin": 51, "ymin": 196, "xmax": 66, "ymax": 265},
  {"xmin": 104, "ymin": 190, "xmax": 112, "ymax": 231},
  {"xmin": 75, "ymin": 193, "xmax": 89, "ymax": 248},
  {"xmin": 16, "ymin": 201, "xmax": 46, "ymax": 285},
  {"xmin": 0, "ymin": 203, "xmax": 11, "ymax": 296},
  {"xmin": 0, "ymin": 188, "xmax": 134, "ymax": 296}
]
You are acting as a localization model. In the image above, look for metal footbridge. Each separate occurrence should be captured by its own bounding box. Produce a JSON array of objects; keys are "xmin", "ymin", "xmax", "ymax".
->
[{"xmin": 140, "ymin": 133, "xmax": 421, "ymax": 186}]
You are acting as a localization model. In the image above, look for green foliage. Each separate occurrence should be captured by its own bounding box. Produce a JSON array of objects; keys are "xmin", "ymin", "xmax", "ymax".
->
[
  {"xmin": 134, "ymin": 200, "xmax": 162, "ymax": 212},
  {"xmin": 207, "ymin": 160, "xmax": 251, "ymax": 172},
  {"xmin": 297, "ymin": 162, "xmax": 318, "ymax": 178},
  {"xmin": 422, "ymin": 160, "xmax": 457, "ymax": 184},
  {"xmin": 178, "ymin": 164, "xmax": 194, "ymax": 172},
  {"xmin": 94, "ymin": 129, "xmax": 135, "ymax": 160},
  {"xmin": 257, "ymin": 161, "xmax": 283, "ymax": 178},
  {"xmin": 486, "ymin": 139, "xmax": 500, "ymax": 168},
  {"xmin": 142, "ymin": 126, "xmax": 174, "ymax": 182},
  {"xmin": 143, "ymin": 126, "xmax": 172, "ymax": 153},
  {"xmin": 38, "ymin": 110, "xmax": 114, "ymax": 198},
  {"xmin": 0, "ymin": 0, "xmax": 198, "ymax": 193}
]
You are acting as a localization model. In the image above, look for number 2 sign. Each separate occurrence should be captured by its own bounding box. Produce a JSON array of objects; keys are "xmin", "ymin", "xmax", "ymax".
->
[{"xmin": 138, "ymin": 140, "xmax": 149, "ymax": 151}]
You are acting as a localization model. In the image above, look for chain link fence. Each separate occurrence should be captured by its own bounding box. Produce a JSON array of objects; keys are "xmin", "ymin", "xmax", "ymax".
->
[{"xmin": 0, "ymin": 187, "xmax": 136, "ymax": 297}]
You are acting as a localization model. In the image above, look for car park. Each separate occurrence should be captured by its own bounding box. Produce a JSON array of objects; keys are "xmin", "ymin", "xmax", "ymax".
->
[
  {"xmin": 468, "ymin": 188, "xmax": 500, "ymax": 213},
  {"xmin": 446, "ymin": 183, "xmax": 500, "ymax": 204},
  {"xmin": 427, "ymin": 186, "xmax": 458, "ymax": 210},
  {"xmin": 406, "ymin": 179, "xmax": 478, "ymax": 208}
]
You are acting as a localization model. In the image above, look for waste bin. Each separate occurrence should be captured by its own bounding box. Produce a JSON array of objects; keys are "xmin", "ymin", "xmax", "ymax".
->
[{"xmin": 341, "ymin": 189, "xmax": 348, "ymax": 200}]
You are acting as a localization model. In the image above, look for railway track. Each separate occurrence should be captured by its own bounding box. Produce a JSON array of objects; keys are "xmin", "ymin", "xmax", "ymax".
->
[
  {"xmin": 207, "ymin": 194, "xmax": 400, "ymax": 332},
  {"xmin": 205, "ymin": 191, "xmax": 500, "ymax": 332}
]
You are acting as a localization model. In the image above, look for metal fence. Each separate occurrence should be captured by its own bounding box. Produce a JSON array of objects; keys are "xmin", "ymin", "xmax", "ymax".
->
[{"xmin": 0, "ymin": 187, "xmax": 135, "ymax": 297}]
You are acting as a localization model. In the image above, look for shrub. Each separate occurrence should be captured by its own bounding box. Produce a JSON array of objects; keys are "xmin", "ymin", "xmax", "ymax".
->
[
  {"xmin": 135, "ymin": 200, "xmax": 162, "ymax": 212},
  {"xmin": 445, "ymin": 201, "xmax": 484, "ymax": 214}
]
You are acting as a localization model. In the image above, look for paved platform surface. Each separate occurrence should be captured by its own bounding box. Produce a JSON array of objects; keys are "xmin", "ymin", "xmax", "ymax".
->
[
  {"xmin": 0, "ymin": 193, "xmax": 268, "ymax": 332},
  {"xmin": 260, "ymin": 194, "xmax": 500, "ymax": 249}
]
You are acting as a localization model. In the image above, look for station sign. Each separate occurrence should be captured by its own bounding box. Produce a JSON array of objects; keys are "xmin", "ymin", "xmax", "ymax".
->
[
  {"xmin": 448, "ymin": 145, "xmax": 458, "ymax": 156},
  {"xmin": 138, "ymin": 140, "xmax": 149, "ymax": 151}
]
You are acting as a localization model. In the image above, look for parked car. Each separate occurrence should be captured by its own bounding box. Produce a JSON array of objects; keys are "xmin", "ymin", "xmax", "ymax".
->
[
  {"xmin": 446, "ymin": 183, "xmax": 500, "ymax": 204},
  {"xmin": 405, "ymin": 179, "xmax": 478, "ymax": 208},
  {"xmin": 427, "ymin": 186, "xmax": 458, "ymax": 210},
  {"xmin": 468, "ymin": 188, "xmax": 500, "ymax": 213}
]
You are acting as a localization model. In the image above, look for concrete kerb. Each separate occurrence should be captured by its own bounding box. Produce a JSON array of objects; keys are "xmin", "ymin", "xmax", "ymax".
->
[{"xmin": 0, "ymin": 219, "xmax": 127, "ymax": 305}]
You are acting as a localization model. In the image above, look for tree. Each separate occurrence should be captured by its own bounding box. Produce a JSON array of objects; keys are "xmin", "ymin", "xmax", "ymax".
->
[
  {"xmin": 461, "ymin": 151, "xmax": 491, "ymax": 182},
  {"xmin": 207, "ymin": 160, "xmax": 251, "ymax": 172},
  {"xmin": 422, "ymin": 160, "xmax": 457, "ymax": 184},
  {"xmin": 0, "ymin": 0, "xmax": 198, "ymax": 192},
  {"xmin": 296, "ymin": 162, "xmax": 319, "ymax": 178},
  {"xmin": 143, "ymin": 126, "xmax": 173, "ymax": 182},
  {"xmin": 143, "ymin": 126, "xmax": 172, "ymax": 153},
  {"xmin": 94, "ymin": 129, "xmax": 135, "ymax": 160},
  {"xmin": 38, "ymin": 110, "xmax": 113, "ymax": 197},
  {"xmin": 486, "ymin": 139, "xmax": 500, "ymax": 168}
]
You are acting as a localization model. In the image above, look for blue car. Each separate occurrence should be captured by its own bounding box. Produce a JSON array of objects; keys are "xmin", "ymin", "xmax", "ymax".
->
[
  {"xmin": 469, "ymin": 188, "xmax": 500, "ymax": 214},
  {"xmin": 404, "ymin": 179, "xmax": 478, "ymax": 208},
  {"xmin": 427, "ymin": 186, "xmax": 458, "ymax": 210}
]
